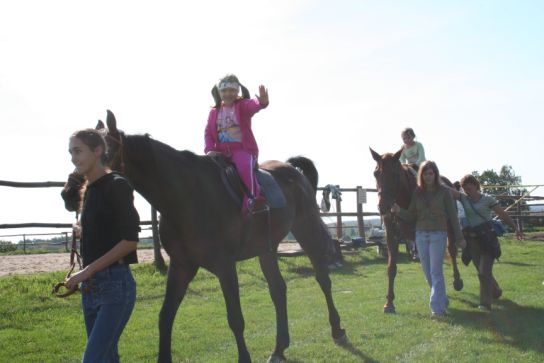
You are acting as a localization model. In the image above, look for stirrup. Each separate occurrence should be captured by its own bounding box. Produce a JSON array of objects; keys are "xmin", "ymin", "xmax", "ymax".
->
[{"xmin": 248, "ymin": 197, "xmax": 269, "ymax": 215}]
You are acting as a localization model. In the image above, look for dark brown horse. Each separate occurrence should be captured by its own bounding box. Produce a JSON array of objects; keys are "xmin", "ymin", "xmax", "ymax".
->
[
  {"xmin": 370, "ymin": 148, "xmax": 463, "ymax": 313},
  {"xmin": 66, "ymin": 110, "xmax": 346, "ymax": 362}
]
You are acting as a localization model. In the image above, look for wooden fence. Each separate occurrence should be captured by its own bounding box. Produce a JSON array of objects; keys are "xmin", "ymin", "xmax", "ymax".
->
[
  {"xmin": 1, "ymin": 179, "xmax": 541, "ymax": 247},
  {"xmin": 0, "ymin": 180, "xmax": 380, "ymax": 243},
  {"xmin": 317, "ymin": 186, "xmax": 380, "ymax": 239}
]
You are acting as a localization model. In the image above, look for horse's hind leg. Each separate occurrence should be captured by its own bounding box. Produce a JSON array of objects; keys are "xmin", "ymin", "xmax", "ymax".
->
[
  {"xmin": 215, "ymin": 261, "xmax": 251, "ymax": 363},
  {"xmin": 158, "ymin": 257, "xmax": 198, "ymax": 363},
  {"xmin": 259, "ymin": 253, "xmax": 289, "ymax": 361},
  {"xmin": 291, "ymin": 223, "xmax": 346, "ymax": 343}
]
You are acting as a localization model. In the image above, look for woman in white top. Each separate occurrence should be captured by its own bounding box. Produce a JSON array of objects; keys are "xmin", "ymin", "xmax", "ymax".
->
[{"xmin": 448, "ymin": 174, "xmax": 523, "ymax": 311}]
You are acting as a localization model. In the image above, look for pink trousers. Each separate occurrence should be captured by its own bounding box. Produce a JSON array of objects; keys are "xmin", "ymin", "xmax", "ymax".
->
[{"xmin": 215, "ymin": 143, "xmax": 260, "ymax": 213}]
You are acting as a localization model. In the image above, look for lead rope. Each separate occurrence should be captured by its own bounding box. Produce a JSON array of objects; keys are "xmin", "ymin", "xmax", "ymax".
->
[{"xmin": 52, "ymin": 212, "xmax": 91, "ymax": 298}]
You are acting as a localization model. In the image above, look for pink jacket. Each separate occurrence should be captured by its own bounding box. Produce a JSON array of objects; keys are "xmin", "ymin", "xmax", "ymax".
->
[{"xmin": 204, "ymin": 98, "xmax": 267, "ymax": 157}]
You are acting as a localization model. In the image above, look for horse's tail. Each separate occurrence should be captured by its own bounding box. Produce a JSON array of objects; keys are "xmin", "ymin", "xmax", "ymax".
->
[{"xmin": 287, "ymin": 156, "xmax": 319, "ymax": 193}]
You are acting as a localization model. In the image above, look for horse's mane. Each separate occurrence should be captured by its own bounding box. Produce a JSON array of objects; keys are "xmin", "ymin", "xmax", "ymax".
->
[{"xmin": 124, "ymin": 133, "xmax": 200, "ymax": 167}]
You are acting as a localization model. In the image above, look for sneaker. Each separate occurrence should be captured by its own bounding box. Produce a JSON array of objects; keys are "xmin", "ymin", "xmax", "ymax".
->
[{"xmin": 478, "ymin": 304, "xmax": 491, "ymax": 312}]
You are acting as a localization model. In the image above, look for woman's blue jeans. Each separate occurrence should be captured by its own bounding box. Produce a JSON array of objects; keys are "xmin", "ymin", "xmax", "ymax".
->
[
  {"xmin": 81, "ymin": 264, "xmax": 136, "ymax": 363},
  {"xmin": 416, "ymin": 230, "xmax": 448, "ymax": 314}
]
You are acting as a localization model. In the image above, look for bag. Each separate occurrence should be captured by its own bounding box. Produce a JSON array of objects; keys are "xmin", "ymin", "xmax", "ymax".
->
[
  {"xmin": 491, "ymin": 219, "xmax": 506, "ymax": 236},
  {"xmin": 468, "ymin": 222, "xmax": 502, "ymax": 259},
  {"xmin": 461, "ymin": 228, "xmax": 472, "ymax": 266}
]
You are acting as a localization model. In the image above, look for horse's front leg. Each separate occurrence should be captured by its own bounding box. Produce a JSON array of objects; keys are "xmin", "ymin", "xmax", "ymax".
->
[
  {"xmin": 158, "ymin": 257, "xmax": 198, "ymax": 363},
  {"xmin": 383, "ymin": 216, "xmax": 399, "ymax": 313},
  {"xmin": 258, "ymin": 253, "xmax": 289, "ymax": 362},
  {"xmin": 216, "ymin": 260, "xmax": 252, "ymax": 363},
  {"xmin": 447, "ymin": 228, "xmax": 464, "ymax": 291}
]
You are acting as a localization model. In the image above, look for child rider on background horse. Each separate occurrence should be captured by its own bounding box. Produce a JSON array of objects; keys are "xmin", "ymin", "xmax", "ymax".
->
[
  {"xmin": 204, "ymin": 74, "xmax": 269, "ymax": 217},
  {"xmin": 400, "ymin": 127, "xmax": 426, "ymax": 175}
]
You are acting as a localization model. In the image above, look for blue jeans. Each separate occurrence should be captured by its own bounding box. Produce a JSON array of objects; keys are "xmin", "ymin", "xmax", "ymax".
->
[
  {"xmin": 416, "ymin": 230, "xmax": 448, "ymax": 314},
  {"xmin": 81, "ymin": 264, "xmax": 136, "ymax": 363}
]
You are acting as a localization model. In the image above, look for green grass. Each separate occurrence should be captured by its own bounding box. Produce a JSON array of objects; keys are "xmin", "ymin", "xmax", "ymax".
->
[{"xmin": 1, "ymin": 237, "xmax": 543, "ymax": 362}]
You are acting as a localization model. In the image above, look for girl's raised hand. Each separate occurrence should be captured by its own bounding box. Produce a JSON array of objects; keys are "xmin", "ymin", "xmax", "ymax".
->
[{"xmin": 256, "ymin": 85, "xmax": 269, "ymax": 107}]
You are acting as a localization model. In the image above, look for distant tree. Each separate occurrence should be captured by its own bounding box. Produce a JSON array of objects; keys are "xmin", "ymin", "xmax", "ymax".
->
[
  {"xmin": 0, "ymin": 241, "xmax": 17, "ymax": 253},
  {"xmin": 471, "ymin": 165, "xmax": 526, "ymax": 208}
]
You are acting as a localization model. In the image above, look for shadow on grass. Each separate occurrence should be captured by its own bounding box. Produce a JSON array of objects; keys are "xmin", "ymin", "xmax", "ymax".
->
[
  {"xmin": 279, "ymin": 257, "xmax": 315, "ymax": 277},
  {"xmin": 279, "ymin": 248, "xmax": 419, "ymax": 278},
  {"xmin": 496, "ymin": 261, "xmax": 536, "ymax": 267},
  {"xmin": 449, "ymin": 298, "xmax": 544, "ymax": 355},
  {"xmin": 337, "ymin": 340, "xmax": 380, "ymax": 363}
]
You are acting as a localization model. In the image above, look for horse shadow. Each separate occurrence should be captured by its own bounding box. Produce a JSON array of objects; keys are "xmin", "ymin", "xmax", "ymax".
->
[
  {"xmin": 496, "ymin": 261, "xmax": 536, "ymax": 267},
  {"xmin": 335, "ymin": 340, "xmax": 380, "ymax": 363},
  {"xmin": 280, "ymin": 247, "xmax": 418, "ymax": 278},
  {"xmin": 448, "ymin": 297, "xmax": 544, "ymax": 355}
]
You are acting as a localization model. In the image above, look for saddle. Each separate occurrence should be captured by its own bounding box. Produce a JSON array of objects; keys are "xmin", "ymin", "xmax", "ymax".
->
[
  {"xmin": 209, "ymin": 153, "xmax": 286, "ymax": 210},
  {"xmin": 209, "ymin": 153, "xmax": 287, "ymax": 258}
]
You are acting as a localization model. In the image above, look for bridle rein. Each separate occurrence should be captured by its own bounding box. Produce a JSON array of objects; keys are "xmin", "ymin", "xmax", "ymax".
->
[{"xmin": 51, "ymin": 212, "xmax": 84, "ymax": 298}]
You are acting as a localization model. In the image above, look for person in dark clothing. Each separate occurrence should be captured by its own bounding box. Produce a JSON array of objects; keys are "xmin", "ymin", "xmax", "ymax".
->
[
  {"xmin": 65, "ymin": 128, "xmax": 140, "ymax": 362},
  {"xmin": 447, "ymin": 174, "xmax": 523, "ymax": 312}
]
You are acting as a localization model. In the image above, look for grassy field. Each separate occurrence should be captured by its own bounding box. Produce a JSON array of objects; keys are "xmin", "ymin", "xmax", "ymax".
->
[{"xmin": 0, "ymin": 236, "xmax": 542, "ymax": 362}]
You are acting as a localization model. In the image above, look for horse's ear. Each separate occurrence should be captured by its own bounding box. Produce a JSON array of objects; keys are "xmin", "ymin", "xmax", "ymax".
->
[
  {"xmin": 96, "ymin": 120, "xmax": 105, "ymax": 130},
  {"xmin": 106, "ymin": 109, "xmax": 118, "ymax": 133},
  {"xmin": 370, "ymin": 147, "xmax": 381, "ymax": 162},
  {"xmin": 393, "ymin": 148, "xmax": 403, "ymax": 160}
]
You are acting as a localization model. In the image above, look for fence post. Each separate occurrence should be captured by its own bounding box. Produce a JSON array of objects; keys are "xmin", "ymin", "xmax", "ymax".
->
[
  {"xmin": 517, "ymin": 203, "xmax": 523, "ymax": 234},
  {"xmin": 64, "ymin": 232, "xmax": 69, "ymax": 252},
  {"xmin": 335, "ymin": 185, "xmax": 342, "ymax": 239},
  {"xmin": 356, "ymin": 186, "xmax": 365, "ymax": 239},
  {"xmin": 23, "ymin": 234, "xmax": 26, "ymax": 254},
  {"xmin": 151, "ymin": 206, "xmax": 166, "ymax": 272}
]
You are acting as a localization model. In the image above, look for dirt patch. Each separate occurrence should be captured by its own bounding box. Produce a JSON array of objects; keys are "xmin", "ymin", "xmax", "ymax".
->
[
  {"xmin": 526, "ymin": 232, "xmax": 544, "ymax": 241},
  {"xmin": 0, "ymin": 243, "xmax": 303, "ymax": 277},
  {"xmin": 0, "ymin": 249, "xmax": 169, "ymax": 277}
]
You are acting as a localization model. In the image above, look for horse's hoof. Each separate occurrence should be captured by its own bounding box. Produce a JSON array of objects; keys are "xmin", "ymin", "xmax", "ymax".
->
[
  {"xmin": 453, "ymin": 279, "xmax": 464, "ymax": 291},
  {"xmin": 266, "ymin": 354, "xmax": 286, "ymax": 363},
  {"xmin": 333, "ymin": 330, "xmax": 348, "ymax": 345},
  {"xmin": 493, "ymin": 288, "xmax": 503, "ymax": 299},
  {"xmin": 384, "ymin": 305, "xmax": 396, "ymax": 314}
]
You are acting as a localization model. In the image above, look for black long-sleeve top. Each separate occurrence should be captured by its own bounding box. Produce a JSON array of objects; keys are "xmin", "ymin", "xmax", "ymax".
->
[{"xmin": 80, "ymin": 172, "xmax": 140, "ymax": 267}]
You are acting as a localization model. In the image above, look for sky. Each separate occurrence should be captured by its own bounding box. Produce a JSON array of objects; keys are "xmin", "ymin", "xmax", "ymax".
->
[{"xmin": 1, "ymin": 0, "xmax": 543, "ymax": 242}]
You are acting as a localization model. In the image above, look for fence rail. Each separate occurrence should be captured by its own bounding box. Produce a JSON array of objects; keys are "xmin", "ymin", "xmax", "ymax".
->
[{"xmin": 1, "ymin": 180, "xmax": 543, "ymax": 250}]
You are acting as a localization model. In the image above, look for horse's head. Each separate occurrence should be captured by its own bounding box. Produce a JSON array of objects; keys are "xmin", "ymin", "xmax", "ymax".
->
[
  {"xmin": 98, "ymin": 110, "xmax": 126, "ymax": 172},
  {"xmin": 60, "ymin": 170, "xmax": 86, "ymax": 212},
  {"xmin": 370, "ymin": 147, "xmax": 403, "ymax": 215}
]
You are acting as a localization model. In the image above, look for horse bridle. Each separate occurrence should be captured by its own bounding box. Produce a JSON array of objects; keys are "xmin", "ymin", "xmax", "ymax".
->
[
  {"xmin": 376, "ymin": 165, "xmax": 402, "ymax": 215},
  {"xmin": 106, "ymin": 132, "xmax": 126, "ymax": 174}
]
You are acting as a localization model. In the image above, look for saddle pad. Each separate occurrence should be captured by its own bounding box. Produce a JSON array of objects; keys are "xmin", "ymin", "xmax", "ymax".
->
[{"xmin": 256, "ymin": 169, "xmax": 286, "ymax": 209}]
